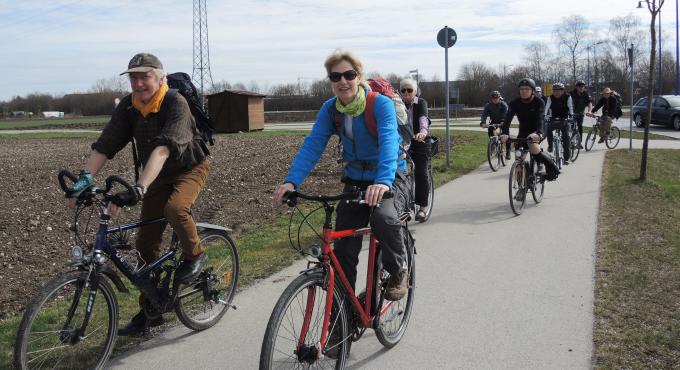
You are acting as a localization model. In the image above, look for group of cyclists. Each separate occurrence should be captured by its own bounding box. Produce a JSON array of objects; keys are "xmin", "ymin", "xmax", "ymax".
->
[
  {"xmin": 481, "ymin": 78, "xmax": 615, "ymax": 171},
  {"xmin": 30, "ymin": 49, "xmax": 624, "ymax": 368}
]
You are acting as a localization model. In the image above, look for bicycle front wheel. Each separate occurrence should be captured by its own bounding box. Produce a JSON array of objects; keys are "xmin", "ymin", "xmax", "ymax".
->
[
  {"xmin": 570, "ymin": 132, "xmax": 581, "ymax": 162},
  {"xmin": 14, "ymin": 271, "xmax": 118, "ymax": 370},
  {"xmin": 260, "ymin": 272, "xmax": 349, "ymax": 369},
  {"xmin": 530, "ymin": 158, "xmax": 545, "ymax": 204},
  {"xmin": 487, "ymin": 140, "xmax": 499, "ymax": 172},
  {"xmin": 422, "ymin": 163, "xmax": 434, "ymax": 222},
  {"xmin": 375, "ymin": 231, "xmax": 415, "ymax": 348},
  {"xmin": 606, "ymin": 127, "xmax": 621, "ymax": 149},
  {"xmin": 585, "ymin": 128, "xmax": 596, "ymax": 151},
  {"xmin": 509, "ymin": 161, "xmax": 527, "ymax": 215},
  {"xmin": 175, "ymin": 230, "xmax": 240, "ymax": 331}
]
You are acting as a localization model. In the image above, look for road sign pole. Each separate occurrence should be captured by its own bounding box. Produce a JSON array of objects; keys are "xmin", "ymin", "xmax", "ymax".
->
[
  {"xmin": 629, "ymin": 43, "xmax": 634, "ymax": 151},
  {"xmin": 445, "ymin": 31, "xmax": 450, "ymax": 168}
]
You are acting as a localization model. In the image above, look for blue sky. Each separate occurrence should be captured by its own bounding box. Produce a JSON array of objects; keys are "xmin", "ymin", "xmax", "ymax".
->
[{"xmin": 0, "ymin": 0, "xmax": 657, "ymax": 100}]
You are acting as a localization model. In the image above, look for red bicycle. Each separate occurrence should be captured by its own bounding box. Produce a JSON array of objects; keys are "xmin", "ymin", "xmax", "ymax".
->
[{"xmin": 259, "ymin": 190, "xmax": 416, "ymax": 369}]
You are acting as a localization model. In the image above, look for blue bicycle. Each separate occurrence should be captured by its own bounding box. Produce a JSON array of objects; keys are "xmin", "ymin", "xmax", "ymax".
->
[{"xmin": 14, "ymin": 171, "xmax": 239, "ymax": 369}]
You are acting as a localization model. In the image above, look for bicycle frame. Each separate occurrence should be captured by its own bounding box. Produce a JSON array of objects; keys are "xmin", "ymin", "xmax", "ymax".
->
[{"xmin": 297, "ymin": 205, "xmax": 397, "ymax": 353}]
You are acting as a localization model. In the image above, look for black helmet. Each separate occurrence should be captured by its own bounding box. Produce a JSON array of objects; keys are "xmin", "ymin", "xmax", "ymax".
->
[
  {"xmin": 518, "ymin": 78, "xmax": 536, "ymax": 90},
  {"xmin": 490, "ymin": 90, "xmax": 501, "ymax": 97},
  {"xmin": 552, "ymin": 82, "xmax": 565, "ymax": 90},
  {"xmin": 575, "ymin": 80, "xmax": 586, "ymax": 86}
]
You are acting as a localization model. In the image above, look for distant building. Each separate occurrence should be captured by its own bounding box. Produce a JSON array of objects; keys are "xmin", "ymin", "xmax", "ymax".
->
[
  {"xmin": 42, "ymin": 111, "xmax": 64, "ymax": 118},
  {"xmin": 207, "ymin": 89, "xmax": 266, "ymax": 133}
]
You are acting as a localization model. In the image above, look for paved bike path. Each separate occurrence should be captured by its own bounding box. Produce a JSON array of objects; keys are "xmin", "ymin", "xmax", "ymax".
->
[{"xmin": 108, "ymin": 148, "xmax": 607, "ymax": 369}]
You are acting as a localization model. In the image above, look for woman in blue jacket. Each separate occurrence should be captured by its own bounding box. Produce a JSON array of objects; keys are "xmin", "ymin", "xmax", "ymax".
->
[{"xmin": 272, "ymin": 49, "xmax": 409, "ymax": 301}]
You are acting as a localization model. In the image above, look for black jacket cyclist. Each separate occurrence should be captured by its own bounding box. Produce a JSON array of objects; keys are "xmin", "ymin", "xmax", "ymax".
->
[{"xmin": 544, "ymin": 82, "xmax": 572, "ymax": 163}]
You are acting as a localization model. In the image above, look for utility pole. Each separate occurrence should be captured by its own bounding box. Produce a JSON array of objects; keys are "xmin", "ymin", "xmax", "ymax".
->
[{"xmin": 192, "ymin": 0, "xmax": 214, "ymax": 102}]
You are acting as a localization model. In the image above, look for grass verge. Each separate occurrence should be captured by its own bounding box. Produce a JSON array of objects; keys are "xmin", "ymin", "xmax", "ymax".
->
[
  {"xmin": 593, "ymin": 149, "xmax": 680, "ymax": 368},
  {"xmin": 615, "ymin": 129, "xmax": 678, "ymax": 140},
  {"xmin": 0, "ymin": 132, "xmax": 100, "ymax": 139},
  {"xmin": 0, "ymin": 129, "xmax": 487, "ymax": 367}
]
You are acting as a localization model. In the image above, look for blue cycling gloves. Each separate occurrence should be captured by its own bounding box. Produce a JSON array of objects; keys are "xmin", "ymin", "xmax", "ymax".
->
[{"xmin": 67, "ymin": 170, "xmax": 94, "ymax": 198}]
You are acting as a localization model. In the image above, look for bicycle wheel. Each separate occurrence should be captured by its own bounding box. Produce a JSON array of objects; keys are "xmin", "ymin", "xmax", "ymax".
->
[
  {"xmin": 606, "ymin": 127, "xmax": 621, "ymax": 149},
  {"xmin": 487, "ymin": 139, "xmax": 499, "ymax": 172},
  {"xmin": 260, "ymin": 272, "xmax": 349, "ymax": 369},
  {"xmin": 375, "ymin": 231, "xmax": 415, "ymax": 348},
  {"xmin": 530, "ymin": 158, "xmax": 545, "ymax": 204},
  {"xmin": 421, "ymin": 163, "xmax": 434, "ymax": 222},
  {"xmin": 175, "ymin": 230, "xmax": 240, "ymax": 331},
  {"xmin": 499, "ymin": 141, "xmax": 507, "ymax": 167},
  {"xmin": 584, "ymin": 128, "xmax": 596, "ymax": 151},
  {"xmin": 14, "ymin": 271, "xmax": 118, "ymax": 370},
  {"xmin": 553, "ymin": 137, "xmax": 563, "ymax": 170},
  {"xmin": 570, "ymin": 132, "xmax": 581, "ymax": 162},
  {"xmin": 508, "ymin": 161, "xmax": 527, "ymax": 215}
]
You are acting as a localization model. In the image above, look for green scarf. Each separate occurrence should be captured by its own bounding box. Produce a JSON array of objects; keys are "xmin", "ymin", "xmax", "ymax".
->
[{"xmin": 335, "ymin": 86, "xmax": 366, "ymax": 117}]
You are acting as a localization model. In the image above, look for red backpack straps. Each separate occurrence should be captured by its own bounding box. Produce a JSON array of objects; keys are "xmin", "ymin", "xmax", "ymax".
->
[{"xmin": 364, "ymin": 91, "xmax": 379, "ymax": 138}]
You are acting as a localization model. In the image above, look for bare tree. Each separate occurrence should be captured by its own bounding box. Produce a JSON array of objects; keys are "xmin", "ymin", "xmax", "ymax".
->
[
  {"xmin": 90, "ymin": 75, "xmax": 128, "ymax": 94},
  {"xmin": 523, "ymin": 42, "xmax": 552, "ymax": 85},
  {"xmin": 609, "ymin": 14, "xmax": 646, "ymax": 72},
  {"xmin": 457, "ymin": 62, "xmax": 499, "ymax": 106},
  {"xmin": 553, "ymin": 15, "xmax": 590, "ymax": 83},
  {"xmin": 640, "ymin": 0, "xmax": 664, "ymax": 181}
]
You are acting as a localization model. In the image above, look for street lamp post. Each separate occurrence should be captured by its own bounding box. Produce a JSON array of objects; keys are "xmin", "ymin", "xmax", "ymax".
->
[
  {"xmin": 409, "ymin": 68, "xmax": 419, "ymax": 87},
  {"xmin": 676, "ymin": 0, "xmax": 679, "ymax": 95},
  {"xmin": 588, "ymin": 41, "xmax": 605, "ymax": 99},
  {"xmin": 502, "ymin": 64, "xmax": 513, "ymax": 95}
]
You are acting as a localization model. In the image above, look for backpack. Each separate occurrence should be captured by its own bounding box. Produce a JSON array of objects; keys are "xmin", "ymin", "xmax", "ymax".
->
[
  {"xmin": 129, "ymin": 72, "xmax": 215, "ymax": 182},
  {"xmin": 612, "ymin": 91, "xmax": 623, "ymax": 119},
  {"xmin": 330, "ymin": 77, "xmax": 414, "ymax": 151}
]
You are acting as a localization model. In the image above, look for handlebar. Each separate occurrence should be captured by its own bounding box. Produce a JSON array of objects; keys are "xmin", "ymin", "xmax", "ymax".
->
[
  {"xmin": 58, "ymin": 169, "xmax": 138, "ymax": 206},
  {"xmin": 282, "ymin": 189, "xmax": 394, "ymax": 207}
]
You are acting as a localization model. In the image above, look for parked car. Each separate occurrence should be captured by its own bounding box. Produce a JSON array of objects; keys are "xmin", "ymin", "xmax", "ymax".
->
[{"xmin": 631, "ymin": 95, "xmax": 680, "ymax": 130}]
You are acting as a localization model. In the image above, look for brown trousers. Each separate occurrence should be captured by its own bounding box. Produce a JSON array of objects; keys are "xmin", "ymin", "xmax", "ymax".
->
[{"xmin": 135, "ymin": 160, "xmax": 210, "ymax": 264}]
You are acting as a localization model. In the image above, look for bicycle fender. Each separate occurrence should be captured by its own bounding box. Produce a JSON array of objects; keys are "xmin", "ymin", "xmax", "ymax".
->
[
  {"xmin": 196, "ymin": 222, "xmax": 233, "ymax": 233},
  {"xmin": 99, "ymin": 265, "xmax": 130, "ymax": 293}
]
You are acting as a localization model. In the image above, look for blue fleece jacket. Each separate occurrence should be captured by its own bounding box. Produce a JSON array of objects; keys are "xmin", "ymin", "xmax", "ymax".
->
[{"xmin": 284, "ymin": 90, "xmax": 405, "ymax": 188}]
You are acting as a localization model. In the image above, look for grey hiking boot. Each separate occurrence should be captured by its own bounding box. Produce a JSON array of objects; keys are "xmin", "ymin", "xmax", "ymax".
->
[{"xmin": 385, "ymin": 270, "xmax": 408, "ymax": 301}]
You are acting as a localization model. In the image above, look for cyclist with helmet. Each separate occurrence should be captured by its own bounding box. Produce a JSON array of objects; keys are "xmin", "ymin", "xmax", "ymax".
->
[
  {"xmin": 569, "ymin": 80, "xmax": 592, "ymax": 149},
  {"xmin": 544, "ymin": 82, "xmax": 573, "ymax": 164},
  {"xmin": 480, "ymin": 90, "xmax": 510, "ymax": 159},
  {"xmin": 501, "ymin": 78, "xmax": 560, "ymax": 180}
]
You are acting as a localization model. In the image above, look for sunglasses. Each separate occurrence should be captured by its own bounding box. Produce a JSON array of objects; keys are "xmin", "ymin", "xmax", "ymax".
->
[
  {"xmin": 329, "ymin": 70, "xmax": 358, "ymax": 82},
  {"xmin": 401, "ymin": 88, "xmax": 414, "ymax": 93}
]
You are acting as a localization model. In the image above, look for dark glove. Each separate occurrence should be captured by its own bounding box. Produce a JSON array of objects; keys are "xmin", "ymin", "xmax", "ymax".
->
[
  {"xmin": 66, "ymin": 170, "xmax": 94, "ymax": 198},
  {"xmin": 109, "ymin": 185, "xmax": 144, "ymax": 207}
]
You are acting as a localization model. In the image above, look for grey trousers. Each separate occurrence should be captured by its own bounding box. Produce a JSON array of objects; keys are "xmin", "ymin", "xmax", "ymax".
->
[{"xmin": 333, "ymin": 175, "xmax": 409, "ymax": 289}]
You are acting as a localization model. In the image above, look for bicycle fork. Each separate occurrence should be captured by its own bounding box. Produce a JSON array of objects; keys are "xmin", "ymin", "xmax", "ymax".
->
[{"xmin": 60, "ymin": 271, "xmax": 99, "ymax": 345}]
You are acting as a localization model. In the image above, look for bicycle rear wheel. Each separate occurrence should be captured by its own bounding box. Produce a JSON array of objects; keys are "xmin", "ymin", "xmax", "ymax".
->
[
  {"xmin": 260, "ymin": 272, "xmax": 349, "ymax": 369},
  {"xmin": 585, "ymin": 128, "xmax": 596, "ymax": 151},
  {"xmin": 570, "ymin": 132, "xmax": 581, "ymax": 162},
  {"xmin": 606, "ymin": 127, "xmax": 621, "ymax": 149},
  {"xmin": 175, "ymin": 230, "xmax": 239, "ymax": 331},
  {"xmin": 509, "ymin": 161, "xmax": 527, "ymax": 215},
  {"xmin": 487, "ymin": 139, "xmax": 500, "ymax": 172},
  {"xmin": 14, "ymin": 270, "xmax": 118, "ymax": 370},
  {"xmin": 530, "ymin": 158, "xmax": 545, "ymax": 204},
  {"xmin": 375, "ymin": 230, "xmax": 415, "ymax": 348}
]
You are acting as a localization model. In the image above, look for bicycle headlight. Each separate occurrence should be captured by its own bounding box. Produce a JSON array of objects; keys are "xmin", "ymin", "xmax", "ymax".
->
[
  {"xmin": 515, "ymin": 150, "xmax": 522, "ymax": 158},
  {"xmin": 70, "ymin": 245, "xmax": 83, "ymax": 262}
]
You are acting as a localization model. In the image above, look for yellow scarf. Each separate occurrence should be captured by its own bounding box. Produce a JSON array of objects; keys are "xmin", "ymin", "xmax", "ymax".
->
[{"xmin": 132, "ymin": 84, "xmax": 169, "ymax": 118}]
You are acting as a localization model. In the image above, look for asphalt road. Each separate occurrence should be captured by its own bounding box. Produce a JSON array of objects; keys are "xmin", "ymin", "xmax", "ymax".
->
[{"xmin": 107, "ymin": 141, "xmax": 618, "ymax": 369}]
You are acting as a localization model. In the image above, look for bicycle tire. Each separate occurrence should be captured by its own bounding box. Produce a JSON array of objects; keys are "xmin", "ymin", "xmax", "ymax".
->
[
  {"xmin": 509, "ymin": 161, "xmax": 527, "ymax": 215},
  {"xmin": 606, "ymin": 127, "xmax": 621, "ymax": 149},
  {"xmin": 260, "ymin": 271, "xmax": 349, "ymax": 369},
  {"xmin": 585, "ymin": 128, "xmax": 596, "ymax": 151},
  {"xmin": 375, "ymin": 231, "xmax": 415, "ymax": 348},
  {"xmin": 530, "ymin": 158, "xmax": 545, "ymax": 204},
  {"xmin": 14, "ymin": 270, "xmax": 118, "ymax": 370},
  {"xmin": 175, "ymin": 230, "xmax": 240, "ymax": 331},
  {"xmin": 422, "ymin": 163, "xmax": 434, "ymax": 222},
  {"xmin": 499, "ymin": 141, "xmax": 507, "ymax": 167},
  {"xmin": 570, "ymin": 132, "xmax": 581, "ymax": 162},
  {"xmin": 487, "ymin": 139, "xmax": 499, "ymax": 172},
  {"xmin": 553, "ymin": 137, "xmax": 563, "ymax": 170}
]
